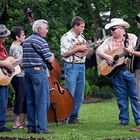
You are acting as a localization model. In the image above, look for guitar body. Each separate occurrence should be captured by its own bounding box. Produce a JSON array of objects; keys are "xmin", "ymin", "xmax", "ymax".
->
[
  {"xmin": 127, "ymin": 55, "xmax": 135, "ymax": 73},
  {"xmin": 127, "ymin": 42, "xmax": 140, "ymax": 73},
  {"xmin": 0, "ymin": 56, "xmax": 21, "ymax": 86},
  {"xmin": 97, "ymin": 48, "xmax": 125, "ymax": 76}
]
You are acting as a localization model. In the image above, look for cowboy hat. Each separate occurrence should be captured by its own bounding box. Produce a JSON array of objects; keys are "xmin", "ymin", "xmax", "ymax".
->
[
  {"xmin": 105, "ymin": 18, "xmax": 130, "ymax": 30},
  {"xmin": 0, "ymin": 24, "xmax": 11, "ymax": 37},
  {"xmin": 136, "ymin": 13, "xmax": 140, "ymax": 23}
]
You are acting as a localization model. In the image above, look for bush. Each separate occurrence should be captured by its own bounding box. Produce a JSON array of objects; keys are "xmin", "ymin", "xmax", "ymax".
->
[{"xmin": 94, "ymin": 85, "xmax": 114, "ymax": 99}]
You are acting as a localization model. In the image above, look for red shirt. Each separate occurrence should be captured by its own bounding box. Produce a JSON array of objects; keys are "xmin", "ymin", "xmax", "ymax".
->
[{"xmin": 0, "ymin": 44, "xmax": 8, "ymax": 60}]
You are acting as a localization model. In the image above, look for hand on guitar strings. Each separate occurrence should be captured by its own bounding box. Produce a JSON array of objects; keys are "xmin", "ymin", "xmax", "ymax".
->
[
  {"xmin": 1, "ymin": 63, "xmax": 15, "ymax": 74},
  {"xmin": 105, "ymin": 55, "xmax": 116, "ymax": 66},
  {"xmin": 95, "ymin": 39, "xmax": 103, "ymax": 47},
  {"xmin": 74, "ymin": 43, "xmax": 88, "ymax": 57}
]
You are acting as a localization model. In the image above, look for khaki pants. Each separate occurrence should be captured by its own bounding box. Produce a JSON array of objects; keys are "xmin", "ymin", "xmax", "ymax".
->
[{"xmin": 135, "ymin": 69, "xmax": 140, "ymax": 105}]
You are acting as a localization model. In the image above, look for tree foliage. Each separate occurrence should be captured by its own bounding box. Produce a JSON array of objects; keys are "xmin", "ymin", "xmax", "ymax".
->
[
  {"xmin": 0, "ymin": 0, "xmax": 140, "ymax": 99},
  {"xmin": 0, "ymin": 0, "xmax": 140, "ymax": 57}
]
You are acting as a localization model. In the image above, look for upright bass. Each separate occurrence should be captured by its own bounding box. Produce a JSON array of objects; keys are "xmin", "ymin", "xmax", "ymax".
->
[{"xmin": 47, "ymin": 59, "xmax": 74, "ymax": 124}]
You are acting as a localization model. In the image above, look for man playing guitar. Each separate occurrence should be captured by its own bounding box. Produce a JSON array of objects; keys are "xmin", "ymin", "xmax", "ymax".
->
[
  {"xmin": 0, "ymin": 24, "xmax": 15, "ymax": 132},
  {"xmin": 96, "ymin": 18, "xmax": 140, "ymax": 127}
]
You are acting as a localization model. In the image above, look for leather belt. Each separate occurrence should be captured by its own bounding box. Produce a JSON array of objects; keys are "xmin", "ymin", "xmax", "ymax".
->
[{"xmin": 64, "ymin": 61, "xmax": 84, "ymax": 64}]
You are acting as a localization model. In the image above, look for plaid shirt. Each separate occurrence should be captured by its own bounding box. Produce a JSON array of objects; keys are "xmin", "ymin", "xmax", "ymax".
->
[{"xmin": 97, "ymin": 33, "xmax": 137, "ymax": 54}]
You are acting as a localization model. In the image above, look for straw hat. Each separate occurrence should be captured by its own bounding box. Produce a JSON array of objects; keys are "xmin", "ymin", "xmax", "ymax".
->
[
  {"xmin": 0, "ymin": 24, "xmax": 11, "ymax": 37},
  {"xmin": 105, "ymin": 18, "xmax": 130, "ymax": 30}
]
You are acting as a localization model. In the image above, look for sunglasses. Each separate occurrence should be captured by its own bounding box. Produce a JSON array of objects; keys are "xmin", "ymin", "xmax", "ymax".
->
[{"xmin": 110, "ymin": 27, "xmax": 119, "ymax": 31}]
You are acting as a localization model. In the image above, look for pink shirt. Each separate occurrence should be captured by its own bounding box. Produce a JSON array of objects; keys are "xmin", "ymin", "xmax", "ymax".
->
[{"xmin": 97, "ymin": 33, "xmax": 137, "ymax": 55}]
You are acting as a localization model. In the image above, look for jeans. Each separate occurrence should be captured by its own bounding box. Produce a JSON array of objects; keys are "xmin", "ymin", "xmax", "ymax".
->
[
  {"xmin": 24, "ymin": 67, "xmax": 50, "ymax": 132},
  {"xmin": 63, "ymin": 62, "xmax": 85, "ymax": 121},
  {"xmin": 0, "ymin": 86, "xmax": 8, "ymax": 127},
  {"xmin": 112, "ymin": 69, "xmax": 140, "ymax": 125}
]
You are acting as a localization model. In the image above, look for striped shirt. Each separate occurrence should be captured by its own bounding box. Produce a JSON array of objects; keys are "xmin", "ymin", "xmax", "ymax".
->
[{"xmin": 22, "ymin": 33, "xmax": 53, "ymax": 68}]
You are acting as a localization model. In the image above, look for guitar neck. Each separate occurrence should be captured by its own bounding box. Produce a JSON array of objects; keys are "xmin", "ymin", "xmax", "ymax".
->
[
  {"xmin": 117, "ymin": 51, "xmax": 129, "ymax": 58},
  {"xmin": 87, "ymin": 42, "xmax": 96, "ymax": 48},
  {"xmin": 12, "ymin": 59, "xmax": 22, "ymax": 67}
]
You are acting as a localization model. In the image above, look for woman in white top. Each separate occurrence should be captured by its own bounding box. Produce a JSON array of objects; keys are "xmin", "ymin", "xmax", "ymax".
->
[{"xmin": 9, "ymin": 26, "xmax": 26, "ymax": 129}]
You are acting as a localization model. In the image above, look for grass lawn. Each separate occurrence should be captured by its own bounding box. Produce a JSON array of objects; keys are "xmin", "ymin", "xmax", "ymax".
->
[{"xmin": 1, "ymin": 99, "xmax": 140, "ymax": 140}]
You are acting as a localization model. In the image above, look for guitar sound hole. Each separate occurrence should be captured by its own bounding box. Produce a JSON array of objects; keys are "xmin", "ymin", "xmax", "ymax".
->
[
  {"xmin": 7, "ymin": 70, "xmax": 13, "ymax": 76},
  {"xmin": 114, "ymin": 55, "xmax": 119, "ymax": 61}
]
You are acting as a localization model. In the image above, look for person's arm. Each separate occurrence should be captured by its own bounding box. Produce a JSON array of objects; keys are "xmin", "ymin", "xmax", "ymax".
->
[
  {"xmin": 124, "ymin": 47, "xmax": 140, "ymax": 57},
  {"xmin": 60, "ymin": 35, "xmax": 88, "ymax": 58},
  {"xmin": 96, "ymin": 38, "xmax": 114, "ymax": 65},
  {"xmin": 63, "ymin": 44, "xmax": 88, "ymax": 57},
  {"xmin": 0, "ymin": 61, "xmax": 15, "ymax": 72},
  {"xmin": 47, "ymin": 54, "xmax": 55, "ymax": 63}
]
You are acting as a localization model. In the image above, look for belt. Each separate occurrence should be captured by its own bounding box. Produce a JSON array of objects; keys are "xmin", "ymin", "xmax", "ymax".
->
[{"xmin": 64, "ymin": 61, "xmax": 84, "ymax": 64}]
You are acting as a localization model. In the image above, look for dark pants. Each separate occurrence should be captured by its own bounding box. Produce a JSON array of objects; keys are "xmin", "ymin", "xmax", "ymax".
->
[{"xmin": 11, "ymin": 76, "xmax": 26, "ymax": 115}]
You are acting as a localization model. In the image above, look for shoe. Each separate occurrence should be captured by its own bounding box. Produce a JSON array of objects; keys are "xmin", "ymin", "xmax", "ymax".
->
[
  {"xmin": 58, "ymin": 119, "xmax": 67, "ymax": 125},
  {"xmin": 27, "ymin": 127, "xmax": 36, "ymax": 133},
  {"xmin": 13, "ymin": 124, "xmax": 26, "ymax": 129},
  {"xmin": 68, "ymin": 119, "xmax": 79, "ymax": 124},
  {"xmin": 0, "ymin": 127, "xmax": 12, "ymax": 132},
  {"xmin": 130, "ymin": 126, "xmax": 140, "ymax": 132},
  {"xmin": 118, "ymin": 122, "xmax": 128, "ymax": 125},
  {"xmin": 37, "ymin": 129, "xmax": 53, "ymax": 134}
]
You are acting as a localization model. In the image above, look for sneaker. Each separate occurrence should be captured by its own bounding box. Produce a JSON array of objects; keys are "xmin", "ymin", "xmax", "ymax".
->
[{"xmin": 0, "ymin": 127, "xmax": 12, "ymax": 132}]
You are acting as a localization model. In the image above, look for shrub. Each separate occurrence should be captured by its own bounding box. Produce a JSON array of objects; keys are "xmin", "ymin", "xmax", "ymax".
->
[{"xmin": 93, "ymin": 85, "xmax": 114, "ymax": 99}]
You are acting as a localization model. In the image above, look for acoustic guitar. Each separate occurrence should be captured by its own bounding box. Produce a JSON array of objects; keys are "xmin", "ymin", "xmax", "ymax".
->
[
  {"xmin": 127, "ymin": 39, "xmax": 140, "ymax": 73},
  {"xmin": 0, "ymin": 56, "xmax": 22, "ymax": 86},
  {"xmin": 97, "ymin": 48, "xmax": 129, "ymax": 76}
]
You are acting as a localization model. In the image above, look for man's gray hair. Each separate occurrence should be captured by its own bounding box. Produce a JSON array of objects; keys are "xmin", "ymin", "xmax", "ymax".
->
[{"xmin": 32, "ymin": 19, "xmax": 48, "ymax": 33}]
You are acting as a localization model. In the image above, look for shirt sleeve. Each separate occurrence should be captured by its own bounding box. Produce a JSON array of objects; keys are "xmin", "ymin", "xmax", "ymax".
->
[
  {"xmin": 60, "ymin": 35, "xmax": 73, "ymax": 55},
  {"xmin": 96, "ymin": 38, "xmax": 110, "ymax": 56},
  {"xmin": 9, "ymin": 46, "xmax": 22, "ymax": 59}
]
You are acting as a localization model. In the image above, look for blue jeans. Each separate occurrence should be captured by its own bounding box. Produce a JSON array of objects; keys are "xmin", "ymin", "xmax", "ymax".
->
[
  {"xmin": 24, "ymin": 67, "xmax": 50, "ymax": 132},
  {"xmin": 112, "ymin": 69, "xmax": 140, "ymax": 125},
  {"xmin": 0, "ymin": 86, "xmax": 8, "ymax": 127},
  {"xmin": 64, "ymin": 62, "xmax": 85, "ymax": 121}
]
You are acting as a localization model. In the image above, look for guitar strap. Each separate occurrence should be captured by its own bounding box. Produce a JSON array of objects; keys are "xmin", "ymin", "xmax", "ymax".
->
[{"xmin": 124, "ymin": 33, "xmax": 130, "ymax": 58}]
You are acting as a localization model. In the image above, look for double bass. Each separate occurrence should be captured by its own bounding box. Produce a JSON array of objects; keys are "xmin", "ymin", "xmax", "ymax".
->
[
  {"xmin": 47, "ymin": 59, "xmax": 74, "ymax": 124},
  {"xmin": 26, "ymin": 7, "xmax": 74, "ymax": 124}
]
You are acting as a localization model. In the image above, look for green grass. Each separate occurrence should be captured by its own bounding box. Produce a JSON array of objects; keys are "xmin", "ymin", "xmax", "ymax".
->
[{"xmin": 1, "ymin": 99, "xmax": 140, "ymax": 140}]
